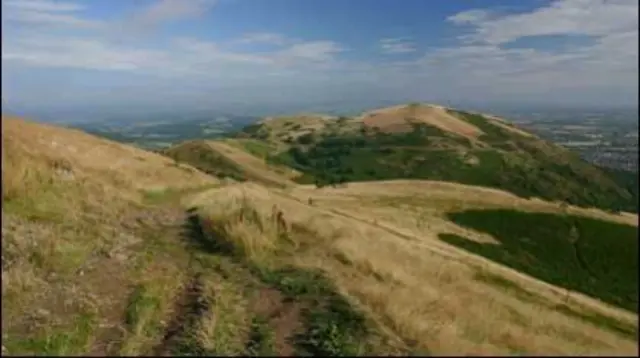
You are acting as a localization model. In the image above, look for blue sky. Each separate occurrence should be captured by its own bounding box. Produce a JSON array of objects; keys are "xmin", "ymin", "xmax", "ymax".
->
[{"xmin": 2, "ymin": 0, "xmax": 638, "ymax": 115}]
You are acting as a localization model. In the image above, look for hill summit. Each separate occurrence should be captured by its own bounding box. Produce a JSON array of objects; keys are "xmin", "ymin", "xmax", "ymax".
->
[{"xmin": 231, "ymin": 103, "xmax": 637, "ymax": 213}]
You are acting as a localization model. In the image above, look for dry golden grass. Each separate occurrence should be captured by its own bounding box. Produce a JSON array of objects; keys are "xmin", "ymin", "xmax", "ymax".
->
[
  {"xmin": 3, "ymin": 116, "xmax": 216, "ymax": 196},
  {"xmin": 482, "ymin": 114, "xmax": 535, "ymax": 138},
  {"xmin": 292, "ymin": 180, "xmax": 637, "ymax": 226},
  {"xmin": 205, "ymin": 141, "xmax": 297, "ymax": 187},
  {"xmin": 188, "ymin": 181, "xmax": 638, "ymax": 355},
  {"xmin": 1, "ymin": 116, "xmax": 217, "ymax": 355},
  {"xmin": 194, "ymin": 278, "xmax": 251, "ymax": 355},
  {"xmin": 223, "ymin": 138, "xmax": 302, "ymax": 177},
  {"xmin": 3, "ymin": 115, "xmax": 637, "ymax": 355},
  {"xmin": 357, "ymin": 103, "xmax": 484, "ymax": 139},
  {"xmin": 198, "ymin": 193, "xmax": 282, "ymax": 262}
]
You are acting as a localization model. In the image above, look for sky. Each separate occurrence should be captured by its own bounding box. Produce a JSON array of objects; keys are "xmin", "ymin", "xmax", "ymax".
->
[{"xmin": 2, "ymin": 0, "xmax": 638, "ymax": 116}]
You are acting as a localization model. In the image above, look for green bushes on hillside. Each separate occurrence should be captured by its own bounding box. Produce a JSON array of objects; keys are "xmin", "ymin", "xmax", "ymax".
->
[
  {"xmin": 440, "ymin": 209, "xmax": 638, "ymax": 313},
  {"xmin": 163, "ymin": 144, "xmax": 247, "ymax": 182},
  {"xmin": 268, "ymin": 118, "xmax": 637, "ymax": 213}
]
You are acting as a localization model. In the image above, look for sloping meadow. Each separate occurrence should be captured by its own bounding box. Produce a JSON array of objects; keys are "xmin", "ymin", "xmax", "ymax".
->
[{"xmin": 185, "ymin": 183, "xmax": 638, "ymax": 355}]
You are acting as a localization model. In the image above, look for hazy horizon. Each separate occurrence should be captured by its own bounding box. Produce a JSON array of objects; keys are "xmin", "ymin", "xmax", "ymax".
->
[{"xmin": 2, "ymin": 0, "xmax": 638, "ymax": 118}]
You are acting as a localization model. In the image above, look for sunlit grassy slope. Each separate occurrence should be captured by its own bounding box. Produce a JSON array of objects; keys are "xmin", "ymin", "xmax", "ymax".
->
[
  {"xmin": 2, "ymin": 112, "xmax": 638, "ymax": 356},
  {"xmin": 162, "ymin": 139, "xmax": 299, "ymax": 188},
  {"xmin": 185, "ymin": 181, "xmax": 637, "ymax": 355},
  {"xmin": 2, "ymin": 116, "xmax": 218, "ymax": 355}
]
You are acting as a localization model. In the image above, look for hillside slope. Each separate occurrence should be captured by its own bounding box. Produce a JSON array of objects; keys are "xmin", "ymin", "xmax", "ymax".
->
[
  {"xmin": 2, "ymin": 116, "xmax": 220, "ymax": 355},
  {"xmin": 2, "ymin": 115, "xmax": 637, "ymax": 356},
  {"xmin": 162, "ymin": 139, "xmax": 299, "ymax": 188},
  {"xmin": 233, "ymin": 103, "xmax": 638, "ymax": 213},
  {"xmin": 184, "ymin": 181, "xmax": 637, "ymax": 355}
]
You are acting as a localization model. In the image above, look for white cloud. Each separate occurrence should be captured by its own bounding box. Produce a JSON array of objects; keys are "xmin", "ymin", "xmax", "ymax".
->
[
  {"xmin": 379, "ymin": 38, "xmax": 416, "ymax": 54},
  {"xmin": 2, "ymin": 0, "xmax": 84, "ymax": 12},
  {"xmin": 2, "ymin": 36, "xmax": 169, "ymax": 71},
  {"xmin": 448, "ymin": 0, "xmax": 638, "ymax": 45},
  {"xmin": 2, "ymin": 0, "xmax": 103, "ymax": 28},
  {"xmin": 4, "ymin": 10, "xmax": 102, "ymax": 28},
  {"xmin": 2, "ymin": 31, "xmax": 345, "ymax": 81},
  {"xmin": 2, "ymin": 0, "xmax": 637, "ymax": 108},
  {"xmin": 236, "ymin": 33, "xmax": 290, "ymax": 46},
  {"xmin": 276, "ymin": 41, "xmax": 343, "ymax": 62},
  {"xmin": 428, "ymin": 0, "xmax": 639, "ymax": 95},
  {"xmin": 162, "ymin": 37, "xmax": 344, "ymax": 72},
  {"xmin": 447, "ymin": 9, "xmax": 492, "ymax": 25}
]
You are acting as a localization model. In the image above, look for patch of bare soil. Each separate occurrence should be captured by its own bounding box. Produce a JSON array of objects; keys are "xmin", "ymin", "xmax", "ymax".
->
[{"xmin": 248, "ymin": 287, "xmax": 305, "ymax": 356}]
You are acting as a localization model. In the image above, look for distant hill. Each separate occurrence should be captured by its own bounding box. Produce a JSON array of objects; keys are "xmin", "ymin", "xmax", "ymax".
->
[{"xmin": 231, "ymin": 103, "xmax": 638, "ymax": 213}]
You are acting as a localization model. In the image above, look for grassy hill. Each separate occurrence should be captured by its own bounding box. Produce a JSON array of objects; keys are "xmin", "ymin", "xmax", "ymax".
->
[
  {"xmin": 2, "ymin": 116, "xmax": 218, "ymax": 355},
  {"xmin": 232, "ymin": 103, "xmax": 638, "ymax": 213},
  {"xmin": 2, "ymin": 114, "xmax": 638, "ymax": 356},
  {"xmin": 162, "ymin": 139, "xmax": 300, "ymax": 188}
]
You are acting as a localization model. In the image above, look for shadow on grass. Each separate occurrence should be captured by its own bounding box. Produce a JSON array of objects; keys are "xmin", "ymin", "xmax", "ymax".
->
[
  {"xmin": 440, "ymin": 209, "xmax": 638, "ymax": 314},
  {"xmin": 183, "ymin": 208, "xmax": 235, "ymax": 257}
]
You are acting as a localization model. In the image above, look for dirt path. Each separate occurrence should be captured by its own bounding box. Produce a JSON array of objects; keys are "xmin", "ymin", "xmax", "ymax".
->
[
  {"xmin": 153, "ymin": 273, "xmax": 208, "ymax": 356},
  {"xmin": 247, "ymin": 288, "xmax": 305, "ymax": 356},
  {"xmin": 85, "ymin": 205, "xmax": 191, "ymax": 356}
]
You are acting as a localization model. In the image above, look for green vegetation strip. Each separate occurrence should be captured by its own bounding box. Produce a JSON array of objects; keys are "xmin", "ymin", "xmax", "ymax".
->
[
  {"xmin": 439, "ymin": 208, "xmax": 638, "ymax": 315},
  {"xmin": 163, "ymin": 143, "xmax": 247, "ymax": 182}
]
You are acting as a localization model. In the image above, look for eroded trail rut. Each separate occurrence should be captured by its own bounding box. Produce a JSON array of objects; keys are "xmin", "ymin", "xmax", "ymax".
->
[
  {"xmin": 102, "ymin": 191, "xmax": 407, "ymax": 356},
  {"xmin": 247, "ymin": 288, "xmax": 305, "ymax": 356},
  {"xmin": 141, "ymin": 207, "xmax": 308, "ymax": 357},
  {"xmin": 153, "ymin": 273, "xmax": 208, "ymax": 356}
]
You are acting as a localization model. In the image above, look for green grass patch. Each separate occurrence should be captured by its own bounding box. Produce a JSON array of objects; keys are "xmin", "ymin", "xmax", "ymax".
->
[
  {"xmin": 440, "ymin": 209, "xmax": 638, "ymax": 313},
  {"xmin": 141, "ymin": 184, "xmax": 219, "ymax": 206},
  {"xmin": 125, "ymin": 284, "xmax": 162, "ymax": 331},
  {"xmin": 232, "ymin": 139, "xmax": 275, "ymax": 159},
  {"xmin": 252, "ymin": 265, "xmax": 369, "ymax": 356},
  {"xmin": 162, "ymin": 142, "xmax": 247, "ymax": 181},
  {"xmin": 119, "ymin": 282, "xmax": 169, "ymax": 355},
  {"xmin": 5, "ymin": 311, "xmax": 98, "ymax": 355},
  {"xmin": 3, "ymin": 180, "xmax": 80, "ymax": 223},
  {"xmin": 246, "ymin": 315, "xmax": 277, "ymax": 356},
  {"xmin": 448, "ymin": 110, "xmax": 513, "ymax": 142}
]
